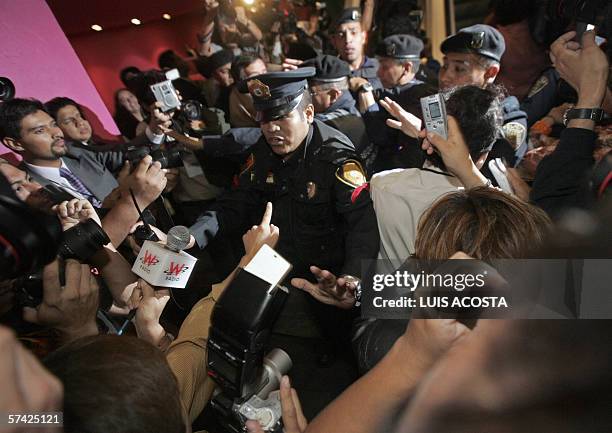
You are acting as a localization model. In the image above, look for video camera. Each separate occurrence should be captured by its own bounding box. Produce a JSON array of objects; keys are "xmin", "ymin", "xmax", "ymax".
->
[{"xmin": 207, "ymin": 245, "xmax": 292, "ymax": 432}]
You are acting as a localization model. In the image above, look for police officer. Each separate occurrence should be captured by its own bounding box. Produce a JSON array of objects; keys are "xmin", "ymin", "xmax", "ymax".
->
[
  {"xmin": 302, "ymin": 55, "xmax": 374, "ymax": 172},
  {"xmin": 331, "ymin": 8, "xmax": 383, "ymax": 93},
  {"xmin": 189, "ymin": 68, "xmax": 380, "ymax": 416},
  {"xmin": 439, "ymin": 24, "xmax": 529, "ymax": 169},
  {"xmin": 355, "ymin": 34, "xmax": 436, "ymax": 172}
]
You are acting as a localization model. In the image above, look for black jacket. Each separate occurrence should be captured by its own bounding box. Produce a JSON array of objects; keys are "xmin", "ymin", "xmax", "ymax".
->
[
  {"xmin": 190, "ymin": 119, "xmax": 380, "ymax": 278},
  {"xmin": 530, "ymin": 127, "xmax": 596, "ymax": 218}
]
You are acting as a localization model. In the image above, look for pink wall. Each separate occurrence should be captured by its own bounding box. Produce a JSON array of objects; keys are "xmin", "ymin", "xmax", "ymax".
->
[
  {"xmin": 68, "ymin": 12, "xmax": 203, "ymax": 113},
  {"xmin": 0, "ymin": 0, "xmax": 119, "ymax": 157}
]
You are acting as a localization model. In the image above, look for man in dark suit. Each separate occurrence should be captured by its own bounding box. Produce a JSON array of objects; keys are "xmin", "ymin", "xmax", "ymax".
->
[{"xmin": 0, "ymin": 98, "xmax": 120, "ymax": 207}]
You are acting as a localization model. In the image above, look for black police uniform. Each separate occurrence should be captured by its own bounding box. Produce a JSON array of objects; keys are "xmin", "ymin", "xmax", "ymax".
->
[
  {"xmin": 303, "ymin": 55, "xmax": 374, "ymax": 171},
  {"xmin": 441, "ymin": 24, "xmax": 529, "ymax": 169},
  {"xmin": 521, "ymin": 67, "xmax": 578, "ymax": 128},
  {"xmin": 360, "ymin": 34, "xmax": 437, "ymax": 172},
  {"xmin": 189, "ymin": 69, "xmax": 380, "ymax": 416}
]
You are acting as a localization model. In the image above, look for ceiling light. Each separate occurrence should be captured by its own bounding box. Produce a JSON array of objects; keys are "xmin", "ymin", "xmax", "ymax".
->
[
  {"xmin": 243, "ymin": 0, "xmax": 255, "ymax": 4},
  {"xmin": 131, "ymin": 18, "xmax": 141, "ymax": 25},
  {"xmin": 162, "ymin": 13, "xmax": 171, "ymax": 20},
  {"xmin": 91, "ymin": 24, "xmax": 103, "ymax": 31}
]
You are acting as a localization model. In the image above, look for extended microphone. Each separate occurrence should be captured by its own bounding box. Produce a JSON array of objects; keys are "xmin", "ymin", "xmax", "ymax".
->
[
  {"xmin": 166, "ymin": 225, "xmax": 191, "ymax": 252},
  {"xmin": 131, "ymin": 225, "xmax": 197, "ymax": 288}
]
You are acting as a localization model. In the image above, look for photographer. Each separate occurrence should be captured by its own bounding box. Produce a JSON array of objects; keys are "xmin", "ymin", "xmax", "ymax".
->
[
  {"xmin": 196, "ymin": 48, "xmax": 235, "ymax": 117},
  {"xmin": 37, "ymin": 204, "xmax": 280, "ymax": 432}
]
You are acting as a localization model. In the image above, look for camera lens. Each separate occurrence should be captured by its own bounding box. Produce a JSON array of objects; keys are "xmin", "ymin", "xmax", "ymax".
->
[
  {"xmin": 0, "ymin": 189, "xmax": 62, "ymax": 279},
  {"xmin": 58, "ymin": 219, "xmax": 110, "ymax": 261},
  {"xmin": 182, "ymin": 100, "xmax": 203, "ymax": 122}
]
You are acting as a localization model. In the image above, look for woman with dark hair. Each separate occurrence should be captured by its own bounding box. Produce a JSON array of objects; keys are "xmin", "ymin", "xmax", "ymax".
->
[{"xmin": 113, "ymin": 88, "xmax": 145, "ymax": 140}]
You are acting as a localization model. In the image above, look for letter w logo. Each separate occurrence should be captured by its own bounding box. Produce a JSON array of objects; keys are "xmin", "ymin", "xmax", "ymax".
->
[
  {"xmin": 167, "ymin": 262, "xmax": 187, "ymax": 276},
  {"xmin": 142, "ymin": 250, "xmax": 159, "ymax": 266}
]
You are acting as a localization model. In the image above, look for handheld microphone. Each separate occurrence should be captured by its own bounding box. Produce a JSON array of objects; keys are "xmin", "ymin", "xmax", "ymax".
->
[{"xmin": 131, "ymin": 226, "xmax": 197, "ymax": 288}]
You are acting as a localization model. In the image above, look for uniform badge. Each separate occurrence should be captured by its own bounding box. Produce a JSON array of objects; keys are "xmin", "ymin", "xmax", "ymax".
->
[
  {"xmin": 247, "ymin": 79, "xmax": 271, "ymax": 99},
  {"xmin": 470, "ymin": 32, "xmax": 485, "ymax": 49},
  {"xmin": 266, "ymin": 171, "xmax": 274, "ymax": 184},
  {"xmin": 526, "ymin": 75, "xmax": 549, "ymax": 99},
  {"xmin": 386, "ymin": 43, "xmax": 397, "ymax": 57},
  {"xmin": 306, "ymin": 181, "xmax": 316, "ymax": 199},
  {"xmin": 335, "ymin": 160, "xmax": 366, "ymax": 188},
  {"xmin": 502, "ymin": 121, "xmax": 527, "ymax": 149}
]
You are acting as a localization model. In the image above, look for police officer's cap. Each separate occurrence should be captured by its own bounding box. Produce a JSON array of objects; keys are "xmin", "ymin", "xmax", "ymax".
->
[
  {"xmin": 441, "ymin": 24, "xmax": 506, "ymax": 62},
  {"xmin": 241, "ymin": 68, "xmax": 316, "ymax": 122},
  {"xmin": 302, "ymin": 55, "xmax": 350, "ymax": 83},
  {"xmin": 375, "ymin": 34, "xmax": 423, "ymax": 60},
  {"xmin": 334, "ymin": 8, "xmax": 361, "ymax": 29}
]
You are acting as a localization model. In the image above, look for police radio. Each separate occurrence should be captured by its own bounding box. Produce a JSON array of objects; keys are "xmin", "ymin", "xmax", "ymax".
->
[{"xmin": 420, "ymin": 93, "xmax": 448, "ymax": 140}]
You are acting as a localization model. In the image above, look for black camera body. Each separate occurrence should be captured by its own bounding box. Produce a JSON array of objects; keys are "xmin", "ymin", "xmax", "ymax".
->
[
  {"xmin": 14, "ymin": 218, "xmax": 110, "ymax": 308},
  {"xmin": 207, "ymin": 269, "xmax": 290, "ymax": 432},
  {"xmin": 125, "ymin": 145, "xmax": 183, "ymax": 169}
]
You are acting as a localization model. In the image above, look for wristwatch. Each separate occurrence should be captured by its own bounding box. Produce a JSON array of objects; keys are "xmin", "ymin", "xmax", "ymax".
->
[
  {"xmin": 357, "ymin": 82, "xmax": 374, "ymax": 93},
  {"xmin": 563, "ymin": 107, "xmax": 604, "ymax": 126}
]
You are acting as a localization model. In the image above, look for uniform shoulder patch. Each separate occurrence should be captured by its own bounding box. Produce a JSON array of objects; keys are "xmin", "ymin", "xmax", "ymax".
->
[
  {"xmin": 526, "ymin": 75, "xmax": 549, "ymax": 99},
  {"xmin": 335, "ymin": 159, "xmax": 367, "ymax": 188},
  {"xmin": 502, "ymin": 121, "xmax": 527, "ymax": 148}
]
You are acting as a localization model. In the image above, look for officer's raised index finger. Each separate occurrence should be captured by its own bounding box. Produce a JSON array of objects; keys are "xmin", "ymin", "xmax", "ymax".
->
[{"xmin": 261, "ymin": 202, "xmax": 273, "ymax": 226}]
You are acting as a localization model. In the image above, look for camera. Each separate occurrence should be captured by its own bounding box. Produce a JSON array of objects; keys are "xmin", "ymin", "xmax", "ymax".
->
[
  {"xmin": 0, "ymin": 180, "xmax": 62, "ymax": 280},
  {"xmin": 207, "ymin": 261, "xmax": 291, "ymax": 432},
  {"xmin": 150, "ymin": 68, "xmax": 181, "ymax": 113},
  {"xmin": 125, "ymin": 146, "xmax": 184, "ymax": 169},
  {"xmin": 58, "ymin": 218, "xmax": 110, "ymax": 261},
  {"xmin": 421, "ymin": 93, "xmax": 448, "ymax": 140},
  {"xmin": 13, "ymin": 218, "xmax": 110, "ymax": 308}
]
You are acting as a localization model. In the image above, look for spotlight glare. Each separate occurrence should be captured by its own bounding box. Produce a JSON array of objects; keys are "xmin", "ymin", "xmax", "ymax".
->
[
  {"xmin": 162, "ymin": 13, "xmax": 171, "ymax": 20},
  {"xmin": 91, "ymin": 24, "xmax": 103, "ymax": 31},
  {"xmin": 243, "ymin": 0, "xmax": 254, "ymax": 4},
  {"xmin": 131, "ymin": 18, "xmax": 141, "ymax": 25}
]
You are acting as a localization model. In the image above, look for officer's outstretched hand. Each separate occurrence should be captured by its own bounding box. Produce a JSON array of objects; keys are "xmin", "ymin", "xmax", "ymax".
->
[
  {"xmin": 292, "ymin": 266, "xmax": 357, "ymax": 309},
  {"xmin": 381, "ymin": 97, "xmax": 422, "ymax": 138}
]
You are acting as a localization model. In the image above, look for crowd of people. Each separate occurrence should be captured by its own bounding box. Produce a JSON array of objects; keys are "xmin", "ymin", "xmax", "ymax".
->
[{"xmin": 1, "ymin": 0, "xmax": 611, "ymax": 432}]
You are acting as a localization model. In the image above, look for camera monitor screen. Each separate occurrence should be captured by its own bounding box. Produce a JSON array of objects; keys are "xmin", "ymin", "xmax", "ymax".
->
[{"xmin": 429, "ymin": 102, "xmax": 442, "ymax": 119}]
